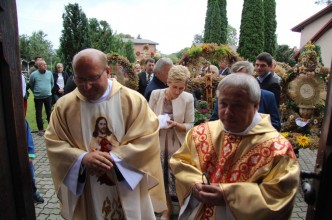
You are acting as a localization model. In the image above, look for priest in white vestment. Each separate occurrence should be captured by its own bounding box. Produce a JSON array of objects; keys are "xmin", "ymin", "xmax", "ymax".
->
[{"xmin": 45, "ymin": 48, "xmax": 167, "ymax": 220}]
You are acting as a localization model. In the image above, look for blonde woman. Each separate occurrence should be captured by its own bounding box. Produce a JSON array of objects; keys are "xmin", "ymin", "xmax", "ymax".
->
[{"xmin": 149, "ymin": 65, "xmax": 194, "ymax": 219}]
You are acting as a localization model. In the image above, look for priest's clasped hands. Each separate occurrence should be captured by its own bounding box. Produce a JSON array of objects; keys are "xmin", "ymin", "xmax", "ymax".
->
[{"xmin": 192, "ymin": 176, "xmax": 226, "ymax": 206}]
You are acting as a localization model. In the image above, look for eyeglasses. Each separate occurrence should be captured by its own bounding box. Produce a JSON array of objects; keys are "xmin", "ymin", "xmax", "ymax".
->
[
  {"xmin": 202, "ymin": 172, "xmax": 210, "ymax": 185},
  {"xmin": 74, "ymin": 68, "xmax": 106, "ymax": 85}
]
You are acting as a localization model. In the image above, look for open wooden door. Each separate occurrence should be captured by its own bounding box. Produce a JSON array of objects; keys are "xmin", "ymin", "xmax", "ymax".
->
[
  {"xmin": 0, "ymin": 0, "xmax": 36, "ymax": 219},
  {"xmin": 305, "ymin": 61, "xmax": 332, "ymax": 220}
]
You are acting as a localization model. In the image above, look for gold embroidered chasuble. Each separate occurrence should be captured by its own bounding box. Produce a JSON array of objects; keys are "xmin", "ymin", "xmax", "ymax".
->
[
  {"xmin": 45, "ymin": 79, "xmax": 167, "ymax": 219},
  {"xmin": 170, "ymin": 115, "xmax": 300, "ymax": 220}
]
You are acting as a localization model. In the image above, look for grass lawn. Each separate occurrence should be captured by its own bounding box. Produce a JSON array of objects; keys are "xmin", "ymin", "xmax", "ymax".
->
[{"xmin": 26, "ymin": 93, "xmax": 49, "ymax": 132}]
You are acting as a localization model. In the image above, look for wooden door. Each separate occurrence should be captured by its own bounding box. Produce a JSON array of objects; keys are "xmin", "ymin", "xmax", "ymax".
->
[
  {"xmin": 306, "ymin": 61, "xmax": 332, "ymax": 220},
  {"xmin": 0, "ymin": 0, "xmax": 36, "ymax": 219}
]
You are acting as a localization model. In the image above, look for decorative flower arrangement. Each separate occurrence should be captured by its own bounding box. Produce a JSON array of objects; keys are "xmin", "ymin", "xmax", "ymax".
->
[
  {"xmin": 281, "ymin": 132, "xmax": 319, "ymax": 150},
  {"xmin": 179, "ymin": 43, "xmax": 241, "ymax": 124},
  {"xmin": 106, "ymin": 53, "xmax": 138, "ymax": 90},
  {"xmin": 179, "ymin": 43, "xmax": 241, "ymax": 72},
  {"xmin": 194, "ymin": 100, "xmax": 211, "ymax": 125},
  {"xmin": 279, "ymin": 42, "xmax": 330, "ymax": 150},
  {"xmin": 274, "ymin": 64, "xmax": 289, "ymax": 81},
  {"xmin": 143, "ymin": 44, "xmax": 149, "ymax": 51}
]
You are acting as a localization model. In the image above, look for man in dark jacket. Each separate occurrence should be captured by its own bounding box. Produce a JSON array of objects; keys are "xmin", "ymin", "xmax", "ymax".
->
[
  {"xmin": 210, "ymin": 60, "xmax": 281, "ymax": 131},
  {"xmin": 144, "ymin": 58, "xmax": 173, "ymax": 101},
  {"xmin": 255, "ymin": 52, "xmax": 281, "ymax": 106},
  {"xmin": 138, "ymin": 58, "xmax": 155, "ymax": 96}
]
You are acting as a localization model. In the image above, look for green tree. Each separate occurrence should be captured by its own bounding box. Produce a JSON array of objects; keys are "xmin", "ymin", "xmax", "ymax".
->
[
  {"xmin": 88, "ymin": 18, "xmax": 102, "ymax": 49},
  {"xmin": 204, "ymin": 0, "xmax": 222, "ymax": 43},
  {"xmin": 218, "ymin": 0, "xmax": 228, "ymax": 44},
  {"xmin": 226, "ymin": 25, "xmax": 238, "ymax": 46},
  {"xmin": 167, "ymin": 54, "xmax": 179, "ymax": 64},
  {"xmin": 193, "ymin": 33, "xmax": 204, "ymax": 44},
  {"xmin": 19, "ymin": 31, "xmax": 55, "ymax": 65},
  {"xmin": 203, "ymin": 0, "xmax": 228, "ymax": 44},
  {"xmin": 117, "ymin": 33, "xmax": 132, "ymax": 39},
  {"xmin": 172, "ymin": 47, "xmax": 190, "ymax": 60},
  {"xmin": 194, "ymin": 24, "xmax": 237, "ymax": 46},
  {"xmin": 120, "ymin": 41, "xmax": 136, "ymax": 63},
  {"xmin": 275, "ymin": 44, "xmax": 296, "ymax": 66},
  {"xmin": 204, "ymin": 0, "xmax": 221, "ymax": 43},
  {"xmin": 19, "ymin": 34, "xmax": 31, "ymax": 61},
  {"xmin": 263, "ymin": 0, "xmax": 277, "ymax": 57},
  {"xmin": 237, "ymin": 0, "xmax": 264, "ymax": 62},
  {"xmin": 88, "ymin": 18, "xmax": 135, "ymax": 61},
  {"xmin": 203, "ymin": 0, "xmax": 213, "ymax": 43},
  {"xmin": 59, "ymin": 3, "xmax": 91, "ymax": 64},
  {"xmin": 88, "ymin": 18, "xmax": 122, "ymax": 53}
]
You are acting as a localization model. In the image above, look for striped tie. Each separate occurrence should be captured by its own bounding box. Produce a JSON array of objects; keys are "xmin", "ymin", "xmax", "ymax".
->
[{"xmin": 147, "ymin": 74, "xmax": 151, "ymax": 84}]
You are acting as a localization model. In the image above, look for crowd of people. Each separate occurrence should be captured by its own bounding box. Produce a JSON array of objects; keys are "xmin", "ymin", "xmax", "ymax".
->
[{"xmin": 23, "ymin": 48, "xmax": 300, "ymax": 219}]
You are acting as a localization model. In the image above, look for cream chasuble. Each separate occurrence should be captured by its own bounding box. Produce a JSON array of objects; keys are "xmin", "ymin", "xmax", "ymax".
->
[
  {"xmin": 170, "ymin": 115, "xmax": 300, "ymax": 220},
  {"xmin": 46, "ymin": 79, "xmax": 167, "ymax": 220}
]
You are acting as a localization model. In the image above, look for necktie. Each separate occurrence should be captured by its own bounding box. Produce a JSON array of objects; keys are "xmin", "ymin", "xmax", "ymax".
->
[{"xmin": 147, "ymin": 74, "xmax": 152, "ymax": 84}]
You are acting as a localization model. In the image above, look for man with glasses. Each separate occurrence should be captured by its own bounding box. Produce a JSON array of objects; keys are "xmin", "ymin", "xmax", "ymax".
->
[
  {"xmin": 45, "ymin": 48, "xmax": 167, "ymax": 219},
  {"xmin": 170, "ymin": 73, "xmax": 299, "ymax": 220},
  {"xmin": 255, "ymin": 52, "xmax": 281, "ymax": 106}
]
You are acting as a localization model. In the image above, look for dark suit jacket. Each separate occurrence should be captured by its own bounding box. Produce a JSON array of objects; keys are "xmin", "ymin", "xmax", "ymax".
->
[
  {"xmin": 210, "ymin": 89, "xmax": 281, "ymax": 131},
  {"xmin": 64, "ymin": 74, "xmax": 76, "ymax": 94},
  {"xmin": 258, "ymin": 73, "xmax": 281, "ymax": 106},
  {"xmin": 259, "ymin": 89, "xmax": 281, "ymax": 131},
  {"xmin": 144, "ymin": 76, "xmax": 167, "ymax": 101},
  {"xmin": 138, "ymin": 71, "xmax": 152, "ymax": 95},
  {"xmin": 220, "ymin": 67, "xmax": 230, "ymax": 76},
  {"xmin": 52, "ymin": 72, "xmax": 69, "ymax": 95}
]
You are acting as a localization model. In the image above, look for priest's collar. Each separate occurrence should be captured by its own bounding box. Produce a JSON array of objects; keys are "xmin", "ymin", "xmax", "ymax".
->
[
  {"xmin": 88, "ymin": 79, "xmax": 113, "ymax": 103},
  {"xmin": 224, "ymin": 111, "xmax": 261, "ymax": 136}
]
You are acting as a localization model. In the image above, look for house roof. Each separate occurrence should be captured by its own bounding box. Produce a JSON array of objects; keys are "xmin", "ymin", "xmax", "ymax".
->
[
  {"xmin": 292, "ymin": 18, "xmax": 332, "ymax": 57},
  {"xmin": 291, "ymin": 4, "xmax": 332, "ymax": 59},
  {"xmin": 291, "ymin": 4, "xmax": 332, "ymax": 32},
  {"xmin": 310, "ymin": 18, "xmax": 332, "ymax": 42},
  {"xmin": 122, "ymin": 38, "xmax": 159, "ymax": 45}
]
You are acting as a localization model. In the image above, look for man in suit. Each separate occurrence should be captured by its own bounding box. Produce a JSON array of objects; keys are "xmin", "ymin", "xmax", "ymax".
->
[
  {"xmin": 210, "ymin": 61, "xmax": 281, "ymax": 131},
  {"xmin": 144, "ymin": 58, "xmax": 173, "ymax": 101},
  {"xmin": 255, "ymin": 52, "xmax": 281, "ymax": 106},
  {"xmin": 218, "ymin": 58, "xmax": 230, "ymax": 76},
  {"xmin": 138, "ymin": 58, "xmax": 155, "ymax": 95}
]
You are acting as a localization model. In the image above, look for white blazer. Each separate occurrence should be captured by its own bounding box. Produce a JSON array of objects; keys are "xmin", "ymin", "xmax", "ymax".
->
[{"xmin": 149, "ymin": 89, "xmax": 195, "ymax": 144}]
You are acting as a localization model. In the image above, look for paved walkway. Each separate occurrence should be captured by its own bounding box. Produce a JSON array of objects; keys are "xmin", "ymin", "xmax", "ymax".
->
[{"xmin": 32, "ymin": 133, "xmax": 317, "ymax": 220}]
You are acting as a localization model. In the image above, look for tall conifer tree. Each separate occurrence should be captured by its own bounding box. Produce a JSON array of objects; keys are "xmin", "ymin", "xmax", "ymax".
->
[
  {"xmin": 59, "ymin": 3, "xmax": 91, "ymax": 64},
  {"xmin": 207, "ymin": 0, "xmax": 222, "ymax": 43},
  {"xmin": 204, "ymin": 0, "xmax": 228, "ymax": 44},
  {"xmin": 203, "ymin": 0, "xmax": 213, "ymax": 43},
  {"xmin": 237, "ymin": 0, "xmax": 264, "ymax": 62},
  {"xmin": 264, "ymin": 0, "xmax": 277, "ymax": 57},
  {"xmin": 218, "ymin": 0, "xmax": 228, "ymax": 44}
]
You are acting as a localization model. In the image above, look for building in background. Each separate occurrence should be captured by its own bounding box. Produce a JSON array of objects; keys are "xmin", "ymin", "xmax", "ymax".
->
[
  {"xmin": 123, "ymin": 37, "xmax": 159, "ymax": 62},
  {"xmin": 291, "ymin": 4, "xmax": 332, "ymax": 68}
]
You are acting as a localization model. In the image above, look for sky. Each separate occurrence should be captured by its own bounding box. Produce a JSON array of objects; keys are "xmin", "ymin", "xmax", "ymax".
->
[{"xmin": 16, "ymin": 0, "xmax": 326, "ymax": 55}]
